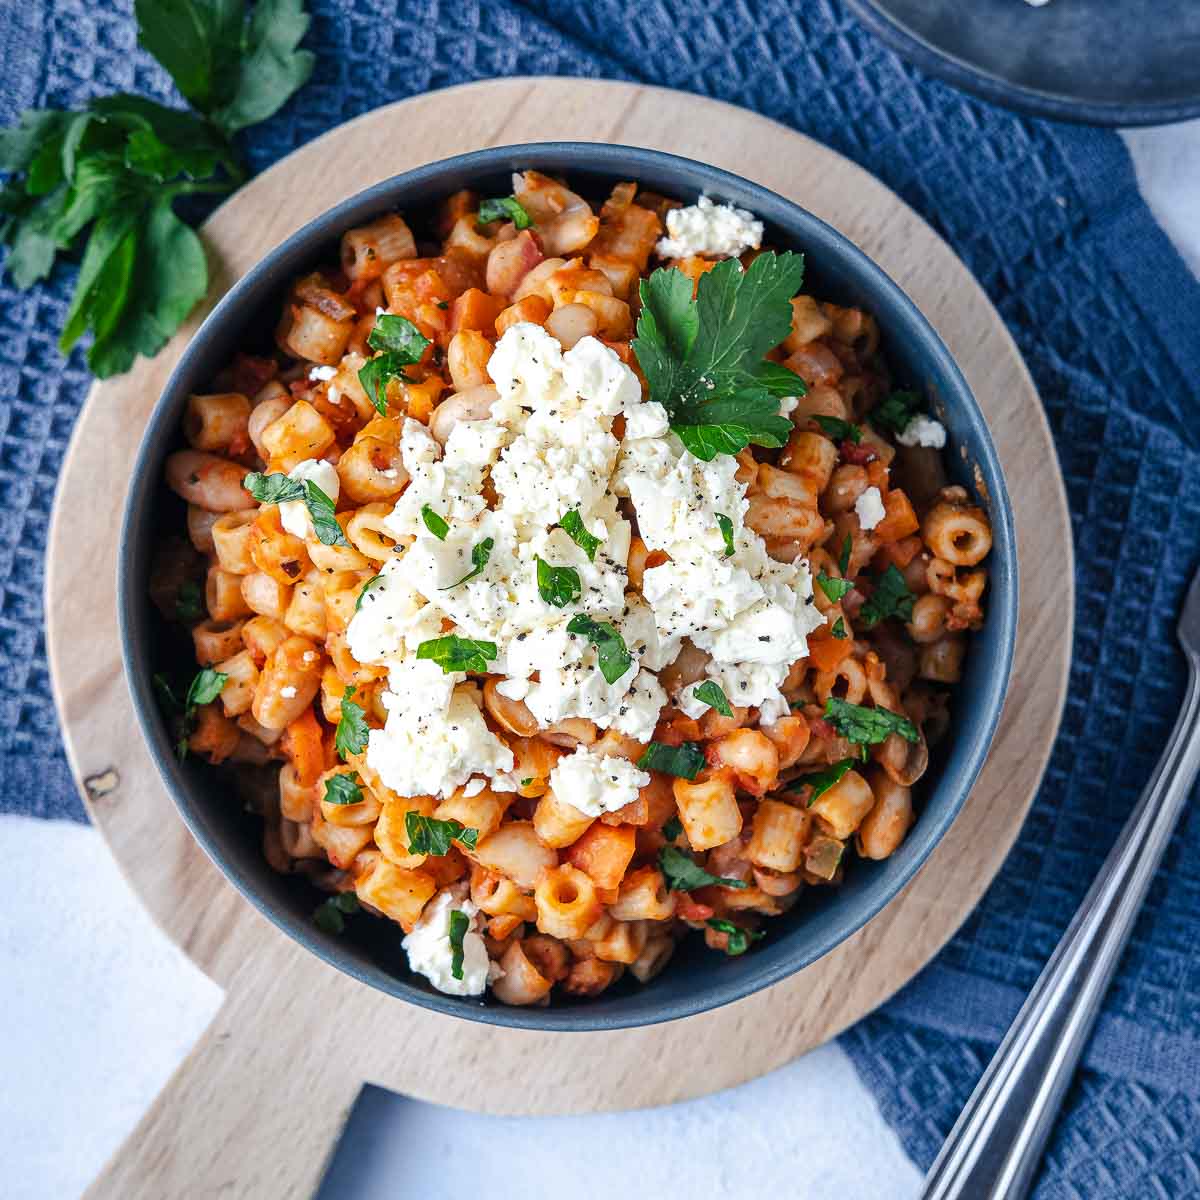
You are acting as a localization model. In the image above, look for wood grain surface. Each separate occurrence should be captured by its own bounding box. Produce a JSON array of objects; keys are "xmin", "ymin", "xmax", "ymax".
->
[{"xmin": 43, "ymin": 78, "xmax": 1073, "ymax": 1199}]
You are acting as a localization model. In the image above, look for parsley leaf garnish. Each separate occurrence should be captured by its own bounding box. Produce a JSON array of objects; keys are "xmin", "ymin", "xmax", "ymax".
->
[
  {"xmin": 405, "ymin": 812, "xmax": 479, "ymax": 856},
  {"xmin": 335, "ymin": 686, "xmax": 369, "ymax": 760},
  {"xmin": 478, "ymin": 196, "xmax": 532, "ymax": 229},
  {"xmin": 448, "ymin": 908, "xmax": 470, "ymax": 980},
  {"xmin": 793, "ymin": 758, "xmax": 857, "ymax": 808},
  {"xmin": 637, "ymin": 741, "xmax": 706, "ymax": 780},
  {"xmin": 831, "ymin": 616, "xmax": 848, "ymax": 639},
  {"xmin": 536, "ymin": 557, "xmax": 582, "ymax": 608},
  {"xmin": 176, "ymin": 579, "xmax": 203, "ymax": 622},
  {"xmin": 358, "ymin": 313, "xmax": 431, "ymax": 414},
  {"xmin": 838, "ymin": 532, "xmax": 853, "ymax": 576},
  {"xmin": 693, "ymin": 680, "xmax": 732, "ymax": 717},
  {"xmin": 313, "ymin": 891, "xmax": 359, "ymax": 935},
  {"xmin": 243, "ymin": 471, "xmax": 350, "ymax": 547},
  {"xmin": 662, "ymin": 815, "xmax": 684, "ymax": 841},
  {"xmin": 558, "ymin": 509, "xmax": 601, "ymax": 561},
  {"xmin": 355, "ymin": 574, "xmax": 383, "ymax": 611},
  {"xmin": 632, "ymin": 253, "xmax": 807, "ymax": 461},
  {"xmin": 565, "ymin": 614, "xmax": 632, "ymax": 684},
  {"xmin": 858, "ymin": 564, "xmax": 916, "ymax": 628},
  {"xmin": 440, "ymin": 537, "xmax": 493, "ymax": 590},
  {"xmin": 421, "ymin": 504, "xmax": 449, "ymax": 540},
  {"xmin": 872, "ymin": 390, "xmax": 923, "ymax": 436},
  {"xmin": 707, "ymin": 917, "xmax": 765, "ymax": 956},
  {"xmin": 416, "ymin": 635, "xmax": 497, "ymax": 674},
  {"xmin": 817, "ymin": 572, "xmax": 853, "ymax": 603},
  {"xmin": 824, "ymin": 697, "xmax": 919, "ymax": 747},
  {"xmin": 187, "ymin": 667, "xmax": 228, "ymax": 708},
  {"xmin": 812, "ymin": 415, "xmax": 863, "ymax": 444},
  {"xmin": 0, "ymin": 1, "xmax": 313, "ymax": 377},
  {"xmin": 716, "ymin": 512, "xmax": 736, "ymax": 557},
  {"xmin": 323, "ymin": 772, "xmax": 364, "ymax": 806},
  {"xmin": 658, "ymin": 845, "xmax": 749, "ymax": 892}
]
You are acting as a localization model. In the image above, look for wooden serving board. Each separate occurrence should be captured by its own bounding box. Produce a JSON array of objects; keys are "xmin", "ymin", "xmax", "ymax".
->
[{"xmin": 44, "ymin": 79, "xmax": 1073, "ymax": 1199}]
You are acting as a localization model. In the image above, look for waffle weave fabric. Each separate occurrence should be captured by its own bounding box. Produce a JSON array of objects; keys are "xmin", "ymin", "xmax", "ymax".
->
[{"xmin": 3, "ymin": 2, "xmax": 1199, "ymax": 1194}]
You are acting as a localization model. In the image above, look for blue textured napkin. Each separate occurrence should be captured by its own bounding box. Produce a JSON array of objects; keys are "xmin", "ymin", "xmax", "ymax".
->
[{"xmin": 4, "ymin": 2, "xmax": 1200, "ymax": 1194}]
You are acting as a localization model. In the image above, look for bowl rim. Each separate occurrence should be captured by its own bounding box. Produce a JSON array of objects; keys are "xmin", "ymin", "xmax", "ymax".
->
[{"xmin": 118, "ymin": 141, "xmax": 1018, "ymax": 1032}]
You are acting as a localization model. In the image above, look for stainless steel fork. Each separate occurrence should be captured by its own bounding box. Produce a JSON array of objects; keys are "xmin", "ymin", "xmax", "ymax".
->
[{"xmin": 921, "ymin": 567, "xmax": 1200, "ymax": 1200}]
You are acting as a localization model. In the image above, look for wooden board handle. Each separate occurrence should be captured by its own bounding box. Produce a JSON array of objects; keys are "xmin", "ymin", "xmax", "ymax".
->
[{"xmin": 84, "ymin": 938, "xmax": 362, "ymax": 1200}]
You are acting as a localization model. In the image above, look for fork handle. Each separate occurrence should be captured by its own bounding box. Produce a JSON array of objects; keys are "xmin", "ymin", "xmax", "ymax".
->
[{"xmin": 921, "ymin": 664, "xmax": 1200, "ymax": 1200}]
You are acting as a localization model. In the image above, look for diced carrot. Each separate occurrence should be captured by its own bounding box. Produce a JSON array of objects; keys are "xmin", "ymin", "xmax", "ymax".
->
[
  {"xmin": 866, "ymin": 459, "xmax": 890, "ymax": 490},
  {"xmin": 873, "ymin": 488, "xmax": 920, "ymax": 544},
  {"xmin": 284, "ymin": 707, "xmax": 325, "ymax": 788},
  {"xmin": 808, "ymin": 630, "xmax": 855, "ymax": 672},
  {"xmin": 878, "ymin": 533, "xmax": 922, "ymax": 569},
  {"xmin": 450, "ymin": 287, "xmax": 506, "ymax": 335}
]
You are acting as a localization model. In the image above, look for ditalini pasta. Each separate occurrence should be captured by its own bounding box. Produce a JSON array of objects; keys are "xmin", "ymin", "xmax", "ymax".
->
[{"xmin": 152, "ymin": 174, "xmax": 992, "ymax": 1003}]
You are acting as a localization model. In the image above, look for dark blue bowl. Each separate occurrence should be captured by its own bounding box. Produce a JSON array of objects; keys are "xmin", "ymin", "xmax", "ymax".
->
[
  {"xmin": 846, "ymin": 0, "xmax": 1200, "ymax": 126},
  {"xmin": 119, "ymin": 143, "xmax": 1017, "ymax": 1031}
]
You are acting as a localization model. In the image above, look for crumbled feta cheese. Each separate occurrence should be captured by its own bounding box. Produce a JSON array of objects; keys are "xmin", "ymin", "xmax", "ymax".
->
[
  {"xmin": 401, "ymin": 890, "xmax": 497, "ymax": 996},
  {"xmin": 778, "ymin": 395, "xmax": 800, "ymax": 419},
  {"xmin": 656, "ymin": 196, "xmax": 764, "ymax": 260},
  {"xmin": 623, "ymin": 400, "xmax": 671, "ymax": 440},
  {"xmin": 279, "ymin": 458, "xmax": 339, "ymax": 538},
  {"xmin": 549, "ymin": 746, "xmax": 651, "ymax": 818},
  {"xmin": 463, "ymin": 778, "xmax": 486, "ymax": 798},
  {"xmin": 896, "ymin": 414, "xmax": 947, "ymax": 449},
  {"xmin": 856, "ymin": 486, "xmax": 886, "ymax": 531},
  {"xmin": 280, "ymin": 686, "xmax": 297, "ymax": 699},
  {"xmin": 309, "ymin": 364, "xmax": 338, "ymax": 381}
]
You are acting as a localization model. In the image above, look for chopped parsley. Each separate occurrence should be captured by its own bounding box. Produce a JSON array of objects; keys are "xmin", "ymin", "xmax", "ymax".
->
[
  {"xmin": 536, "ymin": 557, "xmax": 582, "ymax": 608},
  {"xmin": 186, "ymin": 667, "xmax": 227, "ymax": 708},
  {"xmin": 824, "ymin": 697, "xmax": 919, "ymax": 747},
  {"xmin": 838, "ymin": 532, "xmax": 852, "ymax": 576},
  {"xmin": 812, "ymin": 415, "xmax": 862, "ymax": 444},
  {"xmin": 420, "ymin": 504, "xmax": 449, "ymax": 540},
  {"xmin": 356, "ymin": 574, "xmax": 384, "ymax": 611},
  {"xmin": 637, "ymin": 740, "xmax": 706, "ymax": 780},
  {"xmin": 659, "ymin": 845, "xmax": 749, "ymax": 892},
  {"xmin": 558, "ymin": 509, "xmax": 601, "ymax": 560},
  {"xmin": 176, "ymin": 580, "xmax": 203, "ymax": 622},
  {"xmin": 565, "ymin": 614, "xmax": 631, "ymax": 684},
  {"xmin": 716, "ymin": 512, "xmax": 736, "ymax": 557},
  {"xmin": 478, "ymin": 196, "xmax": 532, "ymax": 229},
  {"xmin": 156, "ymin": 666, "xmax": 228, "ymax": 761},
  {"xmin": 335, "ymin": 686, "xmax": 369, "ymax": 760},
  {"xmin": 313, "ymin": 891, "xmax": 360, "ymax": 935},
  {"xmin": 323, "ymin": 772, "xmax": 364, "ymax": 806},
  {"xmin": 871, "ymin": 389, "xmax": 923, "ymax": 437},
  {"xmin": 857, "ymin": 564, "xmax": 915, "ymax": 628},
  {"xmin": 632, "ymin": 252, "xmax": 807, "ymax": 461},
  {"xmin": 359, "ymin": 313, "xmax": 431, "ymax": 414},
  {"xmin": 793, "ymin": 758, "xmax": 857, "ymax": 808},
  {"xmin": 817, "ymin": 572, "xmax": 853, "ymax": 603},
  {"xmin": 448, "ymin": 908, "xmax": 470, "ymax": 980},
  {"xmin": 440, "ymin": 536, "xmax": 493, "ymax": 590},
  {"xmin": 405, "ymin": 812, "xmax": 479, "ymax": 855},
  {"xmin": 416, "ymin": 635, "xmax": 498, "ymax": 674},
  {"xmin": 831, "ymin": 616, "xmax": 848, "ymax": 639},
  {"xmin": 662, "ymin": 815, "xmax": 684, "ymax": 841},
  {"xmin": 706, "ymin": 917, "xmax": 765, "ymax": 956},
  {"xmin": 693, "ymin": 680, "xmax": 733, "ymax": 717},
  {"xmin": 243, "ymin": 471, "xmax": 349, "ymax": 547}
]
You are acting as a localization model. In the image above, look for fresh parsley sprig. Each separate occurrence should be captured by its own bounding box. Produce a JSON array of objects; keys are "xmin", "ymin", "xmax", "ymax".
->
[
  {"xmin": 817, "ymin": 572, "xmax": 853, "ymax": 603},
  {"xmin": 313, "ymin": 891, "xmax": 359, "ymax": 935},
  {"xmin": 857, "ymin": 564, "xmax": 916, "ymax": 628},
  {"xmin": 692, "ymin": 680, "xmax": 732, "ymax": 717},
  {"xmin": 0, "ymin": 0, "xmax": 314, "ymax": 377},
  {"xmin": 716, "ymin": 513, "xmax": 736, "ymax": 557},
  {"xmin": 638, "ymin": 741, "xmax": 706, "ymax": 780},
  {"xmin": 447, "ymin": 909, "xmax": 470, "ymax": 980},
  {"xmin": 323, "ymin": 772, "xmax": 364, "ymax": 806},
  {"xmin": 631, "ymin": 252, "xmax": 807, "ymax": 461},
  {"xmin": 813, "ymin": 415, "xmax": 862, "ymax": 444},
  {"xmin": 659, "ymin": 845, "xmax": 749, "ymax": 892},
  {"xmin": 565, "ymin": 614, "xmax": 632, "ymax": 684},
  {"xmin": 536, "ymin": 557, "xmax": 582, "ymax": 608},
  {"xmin": 243, "ymin": 471, "xmax": 350, "ymax": 547},
  {"xmin": 416, "ymin": 634, "xmax": 497, "ymax": 674},
  {"xmin": 335, "ymin": 686, "xmax": 369, "ymax": 760},
  {"xmin": 358, "ymin": 313, "xmax": 431, "ymax": 415},
  {"xmin": 792, "ymin": 758, "xmax": 857, "ymax": 808},
  {"xmin": 356, "ymin": 574, "xmax": 384, "ymax": 611},
  {"xmin": 440, "ymin": 537, "xmax": 494, "ymax": 590},
  {"xmin": 871, "ymin": 390, "xmax": 923, "ymax": 437},
  {"xmin": 153, "ymin": 667, "xmax": 228, "ymax": 760},
  {"xmin": 706, "ymin": 917, "xmax": 765, "ymax": 956},
  {"xmin": 558, "ymin": 509, "xmax": 601, "ymax": 560},
  {"xmin": 405, "ymin": 812, "xmax": 479, "ymax": 856},
  {"xmin": 478, "ymin": 196, "xmax": 532, "ymax": 229},
  {"xmin": 824, "ymin": 697, "xmax": 919, "ymax": 747}
]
